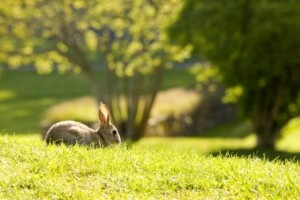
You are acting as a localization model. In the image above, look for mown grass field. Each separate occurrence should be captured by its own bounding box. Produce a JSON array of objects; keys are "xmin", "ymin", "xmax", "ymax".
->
[
  {"xmin": 0, "ymin": 69, "xmax": 300, "ymax": 199},
  {"xmin": 0, "ymin": 135, "xmax": 299, "ymax": 199}
]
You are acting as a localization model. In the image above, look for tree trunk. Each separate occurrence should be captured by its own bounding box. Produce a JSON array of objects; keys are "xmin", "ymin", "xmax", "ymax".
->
[
  {"xmin": 130, "ymin": 66, "xmax": 164, "ymax": 142},
  {"xmin": 256, "ymin": 133, "xmax": 277, "ymax": 150},
  {"xmin": 104, "ymin": 65, "xmax": 164, "ymax": 142},
  {"xmin": 251, "ymin": 78, "xmax": 285, "ymax": 150},
  {"xmin": 254, "ymin": 120, "xmax": 280, "ymax": 150}
]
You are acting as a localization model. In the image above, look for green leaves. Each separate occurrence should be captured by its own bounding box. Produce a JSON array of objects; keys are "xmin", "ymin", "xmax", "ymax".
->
[
  {"xmin": 0, "ymin": 0, "xmax": 190, "ymax": 76},
  {"xmin": 170, "ymin": 0, "xmax": 300, "ymax": 147}
]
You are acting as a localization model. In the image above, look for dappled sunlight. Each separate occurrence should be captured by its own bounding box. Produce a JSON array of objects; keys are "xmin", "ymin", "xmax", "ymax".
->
[
  {"xmin": 43, "ymin": 96, "xmax": 98, "ymax": 123},
  {"xmin": 41, "ymin": 87, "xmax": 201, "ymax": 138},
  {"xmin": 281, "ymin": 117, "xmax": 300, "ymax": 137},
  {"xmin": 0, "ymin": 90, "xmax": 16, "ymax": 102},
  {"xmin": 0, "ymin": 69, "xmax": 197, "ymax": 134},
  {"xmin": 0, "ymin": 97, "xmax": 56, "ymax": 134},
  {"xmin": 277, "ymin": 131, "xmax": 300, "ymax": 153},
  {"xmin": 151, "ymin": 87, "xmax": 200, "ymax": 118},
  {"xmin": 277, "ymin": 118, "xmax": 300, "ymax": 152},
  {"xmin": 136, "ymin": 135, "xmax": 300, "ymax": 161}
]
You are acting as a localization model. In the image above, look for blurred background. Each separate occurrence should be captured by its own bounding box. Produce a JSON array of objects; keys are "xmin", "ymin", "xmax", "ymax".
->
[{"xmin": 0, "ymin": 0, "xmax": 299, "ymax": 156}]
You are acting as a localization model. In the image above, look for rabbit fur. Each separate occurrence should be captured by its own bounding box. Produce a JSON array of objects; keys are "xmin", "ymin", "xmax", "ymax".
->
[{"xmin": 45, "ymin": 103, "xmax": 121, "ymax": 147}]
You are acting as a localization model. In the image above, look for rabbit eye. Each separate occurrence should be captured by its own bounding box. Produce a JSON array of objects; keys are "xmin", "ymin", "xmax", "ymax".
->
[{"xmin": 112, "ymin": 130, "xmax": 117, "ymax": 135}]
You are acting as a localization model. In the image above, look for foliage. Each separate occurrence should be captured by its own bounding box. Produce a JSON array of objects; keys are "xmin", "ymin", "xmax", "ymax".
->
[
  {"xmin": 0, "ymin": 135, "xmax": 299, "ymax": 199},
  {"xmin": 190, "ymin": 62, "xmax": 221, "ymax": 93},
  {"xmin": 0, "ymin": 0, "xmax": 191, "ymax": 141},
  {"xmin": 170, "ymin": 0, "xmax": 300, "ymax": 149},
  {"xmin": 0, "ymin": 0, "xmax": 189, "ymax": 87}
]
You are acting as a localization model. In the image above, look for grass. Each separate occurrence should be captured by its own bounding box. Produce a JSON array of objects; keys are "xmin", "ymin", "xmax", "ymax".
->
[
  {"xmin": 0, "ymin": 71, "xmax": 91, "ymax": 133},
  {"xmin": 0, "ymin": 69, "xmax": 195, "ymax": 133},
  {"xmin": 1, "ymin": 69, "xmax": 300, "ymax": 199},
  {"xmin": 43, "ymin": 96, "xmax": 99, "ymax": 123},
  {"xmin": 0, "ymin": 135, "xmax": 299, "ymax": 199}
]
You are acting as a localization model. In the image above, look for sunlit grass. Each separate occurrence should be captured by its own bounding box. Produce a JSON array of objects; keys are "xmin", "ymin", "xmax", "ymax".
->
[
  {"xmin": 44, "ymin": 96, "xmax": 99, "ymax": 123},
  {"xmin": 0, "ymin": 71, "xmax": 91, "ymax": 133},
  {"xmin": 137, "ymin": 127, "xmax": 300, "ymax": 154},
  {"xmin": 0, "ymin": 90, "xmax": 16, "ymax": 101},
  {"xmin": 136, "ymin": 136, "xmax": 256, "ymax": 153},
  {"xmin": 281, "ymin": 117, "xmax": 300, "ymax": 137},
  {"xmin": 0, "ymin": 134, "xmax": 299, "ymax": 199},
  {"xmin": 278, "ymin": 121, "xmax": 300, "ymax": 152},
  {"xmin": 151, "ymin": 87, "xmax": 200, "ymax": 118},
  {"xmin": 7, "ymin": 129, "xmax": 300, "ymax": 156}
]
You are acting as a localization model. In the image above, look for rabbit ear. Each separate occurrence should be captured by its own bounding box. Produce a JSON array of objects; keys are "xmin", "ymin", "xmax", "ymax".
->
[{"xmin": 99, "ymin": 103, "xmax": 110, "ymax": 127}]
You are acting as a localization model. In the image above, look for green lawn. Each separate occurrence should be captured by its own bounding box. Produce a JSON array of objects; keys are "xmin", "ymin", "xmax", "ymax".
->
[
  {"xmin": 1, "ymin": 69, "xmax": 300, "ymax": 154},
  {"xmin": 0, "ymin": 69, "xmax": 195, "ymax": 133},
  {"xmin": 0, "ymin": 69, "xmax": 300, "ymax": 199},
  {"xmin": 0, "ymin": 71, "xmax": 91, "ymax": 133},
  {"xmin": 0, "ymin": 135, "xmax": 299, "ymax": 199}
]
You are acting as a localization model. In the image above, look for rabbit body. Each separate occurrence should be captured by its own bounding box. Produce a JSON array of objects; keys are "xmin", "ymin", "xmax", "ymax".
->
[
  {"xmin": 45, "ymin": 103, "xmax": 121, "ymax": 147},
  {"xmin": 45, "ymin": 121, "xmax": 103, "ymax": 146}
]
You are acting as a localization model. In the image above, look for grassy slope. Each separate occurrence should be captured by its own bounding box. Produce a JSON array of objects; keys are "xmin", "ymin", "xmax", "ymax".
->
[{"xmin": 0, "ymin": 135, "xmax": 299, "ymax": 199}]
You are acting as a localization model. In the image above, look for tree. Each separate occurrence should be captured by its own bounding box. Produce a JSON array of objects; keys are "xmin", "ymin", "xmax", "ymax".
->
[
  {"xmin": 0, "ymin": 0, "xmax": 190, "ymax": 141},
  {"xmin": 169, "ymin": 0, "xmax": 300, "ymax": 149}
]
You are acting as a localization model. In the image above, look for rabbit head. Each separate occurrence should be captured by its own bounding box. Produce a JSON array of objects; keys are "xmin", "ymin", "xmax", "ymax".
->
[{"xmin": 97, "ymin": 103, "xmax": 121, "ymax": 146}]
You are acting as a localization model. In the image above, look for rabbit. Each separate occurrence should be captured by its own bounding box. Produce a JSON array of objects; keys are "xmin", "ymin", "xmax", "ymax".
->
[{"xmin": 45, "ymin": 102, "xmax": 121, "ymax": 147}]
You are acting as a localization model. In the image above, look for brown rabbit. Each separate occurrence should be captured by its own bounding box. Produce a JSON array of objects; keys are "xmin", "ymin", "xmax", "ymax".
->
[{"xmin": 45, "ymin": 103, "xmax": 121, "ymax": 147}]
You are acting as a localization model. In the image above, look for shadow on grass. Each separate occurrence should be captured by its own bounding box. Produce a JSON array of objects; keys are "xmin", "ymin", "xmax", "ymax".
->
[{"xmin": 211, "ymin": 148, "xmax": 300, "ymax": 162}]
